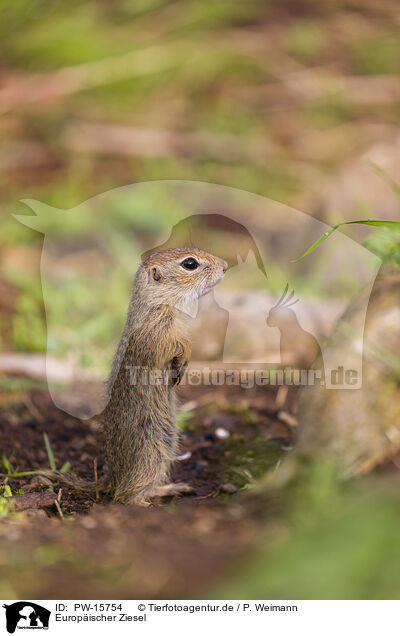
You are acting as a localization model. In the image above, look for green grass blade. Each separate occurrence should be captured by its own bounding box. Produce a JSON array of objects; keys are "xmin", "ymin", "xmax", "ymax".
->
[
  {"xmin": 60, "ymin": 461, "xmax": 71, "ymax": 473},
  {"xmin": 43, "ymin": 432, "xmax": 57, "ymax": 471},
  {"xmin": 291, "ymin": 220, "xmax": 400, "ymax": 262},
  {"xmin": 343, "ymin": 220, "xmax": 400, "ymax": 228},
  {"xmin": 369, "ymin": 162, "xmax": 400, "ymax": 197},
  {"xmin": 0, "ymin": 471, "xmax": 41, "ymax": 477},
  {"xmin": 291, "ymin": 225, "xmax": 340, "ymax": 263},
  {"xmin": 1, "ymin": 453, "xmax": 13, "ymax": 474}
]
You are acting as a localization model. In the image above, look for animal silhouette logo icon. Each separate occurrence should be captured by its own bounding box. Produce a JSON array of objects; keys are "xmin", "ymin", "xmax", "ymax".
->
[
  {"xmin": 267, "ymin": 284, "xmax": 323, "ymax": 370},
  {"xmin": 3, "ymin": 602, "xmax": 50, "ymax": 634}
]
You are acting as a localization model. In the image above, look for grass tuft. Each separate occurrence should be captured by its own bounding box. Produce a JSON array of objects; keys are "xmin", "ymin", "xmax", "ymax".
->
[{"xmin": 43, "ymin": 432, "xmax": 57, "ymax": 471}]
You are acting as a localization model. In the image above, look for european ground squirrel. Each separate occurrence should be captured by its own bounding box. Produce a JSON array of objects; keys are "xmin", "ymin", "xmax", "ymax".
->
[{"xmin": 44, "ymin": 247, "xmax": 227, "ymax": 505}]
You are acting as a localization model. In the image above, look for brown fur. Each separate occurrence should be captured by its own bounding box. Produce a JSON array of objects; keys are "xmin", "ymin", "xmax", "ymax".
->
[{"xmin": 44, "ymin": 248, "xmax": 227, "ymax": 506}]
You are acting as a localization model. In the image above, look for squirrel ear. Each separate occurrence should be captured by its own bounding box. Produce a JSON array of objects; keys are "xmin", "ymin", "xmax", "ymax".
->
[{"xmin": 152, "ymin": 266, "xmax": 161, "ymax": 282}]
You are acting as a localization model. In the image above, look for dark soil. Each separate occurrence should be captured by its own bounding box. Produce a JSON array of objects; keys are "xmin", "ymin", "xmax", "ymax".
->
[
  {"xmin": 0, "ymin": 385, "xmax": 296, "ymax": 598},
  {"xmin": 0, "ymin": 386, "xmax": 295, "ymax": 512}
]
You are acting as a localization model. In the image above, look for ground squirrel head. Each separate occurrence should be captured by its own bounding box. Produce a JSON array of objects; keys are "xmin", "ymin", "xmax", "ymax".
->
[{"xmin": 138, "ymin": 248, "xmax": 228, "ymax": 316}]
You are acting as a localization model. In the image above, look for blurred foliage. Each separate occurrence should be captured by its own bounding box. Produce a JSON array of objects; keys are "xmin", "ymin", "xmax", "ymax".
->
[
  {"xmin": 219, "ymin": 471, "xmax": 400, "ymax": 599},
  {"xmin": 364, "ymin": 226, "xmax": 400, "ymax": 268},
  {"xmin": 1, "ymin": 0, "xmax": 399, "ymax": 357},
  {"xmin": 285, "ymin": 19, "xmax": 327, "ymax": 64},
  {"xmin": 352, "ymin": 34, "xmax": 400, "ymax": 75}
]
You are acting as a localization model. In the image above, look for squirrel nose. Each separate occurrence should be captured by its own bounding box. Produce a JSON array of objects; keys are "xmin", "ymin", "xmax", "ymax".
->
[{"xmin": 221, "ymin": 259, "xmax": 228, "ymax": 273}]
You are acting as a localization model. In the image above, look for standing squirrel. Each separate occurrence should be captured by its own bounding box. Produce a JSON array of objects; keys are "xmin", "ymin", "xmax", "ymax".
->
[{"xmin": 43, "ymin": 248, "xmax": 227, "ymax": 505}]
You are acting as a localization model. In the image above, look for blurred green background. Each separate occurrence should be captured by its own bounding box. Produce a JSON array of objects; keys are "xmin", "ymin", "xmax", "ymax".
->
[{"xmin": 1, "ymin": 0, "xmax": 400, "ymax": 357}]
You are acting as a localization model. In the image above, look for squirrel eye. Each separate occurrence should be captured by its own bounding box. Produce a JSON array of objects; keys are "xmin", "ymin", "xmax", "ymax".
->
[{"xmin": 181, "ymin": 257, "xmax": 199, "ymax": 271}]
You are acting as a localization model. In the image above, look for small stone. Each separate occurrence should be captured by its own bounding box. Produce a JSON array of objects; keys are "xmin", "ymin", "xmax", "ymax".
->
[
  {"xmin": 81, "ymin": 516, "xmax": 98, "ymax": 530},
  {"xmin": 176, "ymin": 451, "xmax": 192, "ymax": 461},
  {"xmin": 195, "ymin": 460, "xmax": 204, "ymax": 475},
  {"xmin": 215, "ymin": 427, "xmax": 230, "ymax": 439},
  {"xmin": 221, "ymin": 483, "xmax": 237, "ymax": 494}
]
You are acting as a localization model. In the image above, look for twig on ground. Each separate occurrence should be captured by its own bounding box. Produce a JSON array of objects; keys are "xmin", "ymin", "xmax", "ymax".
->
[
  {"xmin": 0, "ymin": 471, "xmax": 41, "ymax": 478},
  {"xmin": 23, "ymin": 395, "xmax": 44, "ymax": 423},
  {"xmin": 55, "ymin": 488, "xmax": 64, "ymax": 519},
  {"xmin": 43, "ymin": 432, "xmax": 57, "ymax": 471},
  {"xmin": 275, "ymin": 385, "xmax": 289, "ymax": 409},
  {"xmin": 93, "ymin": 459, "xmax": 99, "ymax": 502}
]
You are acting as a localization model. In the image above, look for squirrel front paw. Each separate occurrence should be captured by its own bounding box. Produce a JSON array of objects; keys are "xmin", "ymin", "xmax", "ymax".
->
[
  {"xmin": 150, "ymin": 482, "xmax": 194, "ymax": 497},
  {"xmin": 126, "ymin": 482, "xmax": 194, "ymax": 506}
]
